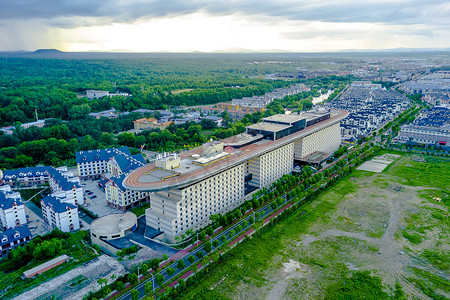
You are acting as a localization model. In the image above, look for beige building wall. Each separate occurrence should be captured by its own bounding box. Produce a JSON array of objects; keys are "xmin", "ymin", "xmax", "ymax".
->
[
  {"xmin": 146, "ymin": 163, "xmax": 245, "ymax": 242},
  {"xmin": 294, "ymin": 123, "xmax": 341, "ymax": 158},
  {"xmin": 246, "ymin": 143, "xmax": 294, "ymax": 188}
]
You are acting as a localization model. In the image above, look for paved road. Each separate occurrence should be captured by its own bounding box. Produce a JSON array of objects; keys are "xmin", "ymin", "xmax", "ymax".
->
[{"xmin": 117, "ymin": 193, "xmax": 290, "ymax": 300}]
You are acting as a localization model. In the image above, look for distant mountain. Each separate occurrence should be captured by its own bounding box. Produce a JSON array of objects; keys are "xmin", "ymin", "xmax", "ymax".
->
[{"xmin": 33, "ymin": 49, "xmax": 63, "ymax": 54}]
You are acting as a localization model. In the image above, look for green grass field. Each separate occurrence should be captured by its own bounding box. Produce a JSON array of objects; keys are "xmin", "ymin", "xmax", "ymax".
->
[{"xmin": 175, "ymin": 152, "xmax": 449, "ymax": 300}]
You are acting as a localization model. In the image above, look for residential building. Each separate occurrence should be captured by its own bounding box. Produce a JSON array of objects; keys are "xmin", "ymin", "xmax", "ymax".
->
[
  {"xmin": 76, "ymin": 147, "xmax": 131, "ymax": 180},
  {"xmin": 0, "ymin": 192, "xmax": 27, "ymax": 230},
  {"xmin": 322, "ymin": 85, "xmax": 410, "ymax": 137},
  {"xmin": 41, "ymin": 195, "xmax": 80, "ymax": 232},
  {"xmin": 396, "ymin": 105, "xmax": 450, "ymax": 148},
  {"xmin": 105, "ymin": 174, "xmax": 150, "ymax": 211},
  {"xmin": 1, "ymin": 166, "xmax": 83, "ymax": 205},
  {"xmin": 86, "ymin": 90, "xmax": 130, "ymax": 99},
  {"xmin": 0, "ymin": 225, "xmax": 32, "ymax": 258},
  {"xmin": 88, "ymin": 108, "xmax": 119, "ymax": 119}
]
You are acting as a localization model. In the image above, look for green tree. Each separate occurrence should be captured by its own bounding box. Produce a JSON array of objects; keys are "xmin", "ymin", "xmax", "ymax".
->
[
  {"xmin": 145, "ymin": 281, "xmax": 153, "ymax": 295},
  {"xmin": 128, "ymin": 273, "xmax": 138, "ymax": 285},
  {"xmin": 212, "ymin": 239, "xmax": 220, "ymax": 248},
  {"xmin": 141, "ymin": 263, "xmax": 149, "ymax": 275},
  {"xmin": 206, "ymin": 226, "xmax": 214, "ymax": 236},
  {"xmin": 68, "ymin": 104, "xmax": 91, "ymax": 120},
  {"xmin": 176, "ymin": 260, "xmax": 185, "ymax": 270},
  {"xmin": 167, "ymin": 267, "xmax": 175, "ymax": 276},
  {"xmin": 115, "ymin": 281, "xmax": 124, "ymax": 293},
  {"xmin": 117, "ymin": 132, "xmax": 136, "ymax": 147},
  {"xmin": 188, "ymin": 255, "xmax": 195, "ymax": 264},
  {"xmin": 97, "ymin": 277, "xmax": 108, "ymax": 288},
  {"xmin": 155, "ymin": 273, "xmax": 164, "ymax": 286},
  {"xmin": 204, "ymin": 241, "xmax": 212, "ymax": 253},
  {"xmin": 131, "ymin": 289, "xmax": 139, "ymax": 300}
]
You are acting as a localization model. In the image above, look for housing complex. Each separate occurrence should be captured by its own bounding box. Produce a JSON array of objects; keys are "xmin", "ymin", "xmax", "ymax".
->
[
  {"xmin": 76, "ymin": 147, "xmax": 150, "ymax": 211},
  {"xmin": 123, "ymin": 108, "xmax": 347, "ymax": 242},
  {"xmin": 202, "ymin": 84, "xmax": 309, "ymax": 119},
  {"xmin": 1, "ymin": 166, "xmax": 83, "ymax": 233},
  {"xmin": 396, "ymin": 105, "xmax": 450, "ymax": 148},
  {"xmin": 322, "ymin": 81, "xmax": 410, "ymax": 138},
  {"xmin": 1, "ymin": 166, "xmax": 83, "ymax": 205},
  {"xmin": 399, "ymin": 71, "xmax": 450, "ymax": 105}
]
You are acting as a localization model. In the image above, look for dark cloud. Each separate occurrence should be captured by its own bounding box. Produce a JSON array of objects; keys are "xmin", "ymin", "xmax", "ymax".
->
[{"xmin": 0, "ymin": 0, "xmax": 448, "ymax": 27}]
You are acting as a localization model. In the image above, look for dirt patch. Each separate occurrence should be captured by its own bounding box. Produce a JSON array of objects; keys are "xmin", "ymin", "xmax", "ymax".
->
[{"xmin": 262, "ymin": 156, "xmax": 448, "ymax": 299}]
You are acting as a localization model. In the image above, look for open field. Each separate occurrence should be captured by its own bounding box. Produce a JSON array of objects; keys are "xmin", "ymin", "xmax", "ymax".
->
[
  {"xmin": 164, "ymin": 89, "xmax": 195, "ymax": 95},
  {"xmin": 179, "ymin": 152, "xmax": 449, "ymax": 299}
]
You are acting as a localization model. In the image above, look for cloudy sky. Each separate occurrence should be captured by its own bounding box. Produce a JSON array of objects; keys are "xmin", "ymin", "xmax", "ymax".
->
[{"xmin": 0, "ymin": 0, "xmax": 449, "ymax": 52}]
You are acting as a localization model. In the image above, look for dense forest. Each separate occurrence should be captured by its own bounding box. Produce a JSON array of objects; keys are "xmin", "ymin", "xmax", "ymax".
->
[{"xmin": 0, "ymin": 53, "xmax": 353, "ymax": 169}]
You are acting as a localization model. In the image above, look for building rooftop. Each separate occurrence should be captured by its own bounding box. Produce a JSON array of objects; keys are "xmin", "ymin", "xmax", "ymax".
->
[
  {"xmin": 246, "ymin": 122, "xmax": 292, "ymax": 132},
  {"xmin": 223, "ymin": 133, "xmax": 263, "ymax": 148},
  {"xmin": 0, "ymin": 192, "xmax": 23, "ymax": 210},
  {"xmin": 75, "ymin": 147, "xmax": 131, "ymax": 164},
  {"xmin": 41, "ymin": 195, "xmax": 76, "ymax": 213},
  {"xmin": 90, "ymin": 212, "xmax": 137, "ymax": 237},
  {"xmin": 263, "ymin": 114, "xmax": 305, "ymax": 125},
  {"xmin": 22, "ymin": 255, "xmax": 68, "ymax": 278},
  {"xmin": 124, "ymin": 109, "xmax": 348, "ymax": 192},
  {"xmin": 0, "ymin": 225, "xmax": 31, "ymax": 247}
]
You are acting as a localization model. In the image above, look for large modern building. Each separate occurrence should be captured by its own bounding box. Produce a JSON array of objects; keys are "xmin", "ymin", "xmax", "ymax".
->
[{"xmin": 123, "ymin": 109, "xmax": 347, "ymax": 242}]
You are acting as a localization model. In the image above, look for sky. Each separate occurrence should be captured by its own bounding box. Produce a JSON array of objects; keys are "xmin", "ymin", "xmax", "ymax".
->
[{"xmin": 0, "ymin": 0, "xmax": 449, "ymax": 52}]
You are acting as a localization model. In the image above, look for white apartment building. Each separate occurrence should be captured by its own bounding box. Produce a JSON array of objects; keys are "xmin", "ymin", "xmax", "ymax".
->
[
  {"xmin": 0, "ymin": 192, "xmax": 27, "ymax": 230},
  {"xmin": 48, "ymin": 169, "xmax": 84, "ymax": 205},
  {"xmin": 105, "ymin": 174, "xmax": 150, "ymax": 211},
  {"xmin": 76, "ymin": 147, "xmax": 144, "ymax": 180},
  {"xmin": 41, "ymin": 195, "xmax": 80, "ymax": 232}
]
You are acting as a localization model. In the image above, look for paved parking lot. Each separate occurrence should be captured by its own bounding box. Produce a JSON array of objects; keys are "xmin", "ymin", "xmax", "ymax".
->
[{"xmin": 81, "ymin": 179, "xmax": 123, "ymax": 217}]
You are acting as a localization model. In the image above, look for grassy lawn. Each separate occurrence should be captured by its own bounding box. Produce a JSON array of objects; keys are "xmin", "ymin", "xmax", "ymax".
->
[
  {"xmin": 176, "ymin": 152, "xmax": 450, "ymax": 300},
  {"xmin": 130, "ymin": 202, "xmax": 150, "ymax": 217},
  {"xmin": 19, "ymin": 188, "xmax": 47, "ymax": 208}
]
